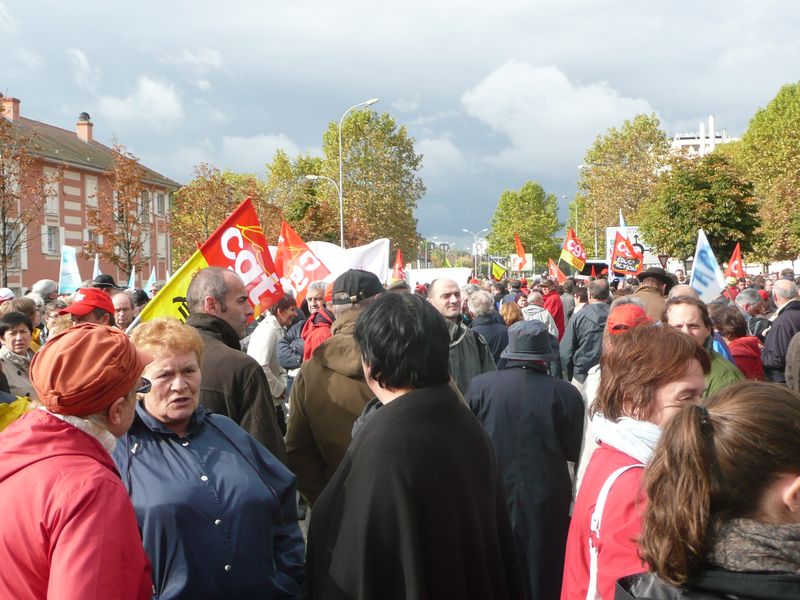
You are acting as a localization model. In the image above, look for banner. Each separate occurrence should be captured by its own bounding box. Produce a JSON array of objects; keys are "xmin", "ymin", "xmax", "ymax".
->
[
  {"xmin": 690, "ymin": 229, "xmax": 725, "ymax": 303},
  {"xmin": 547, "ymin": 258, "xmax": 567, "ymax": 284},
  {"xmin": 390, "ymin": 249, "xmax": 406, "ymax": 282},
  {"xmin": 610, "ymin": 232, "xmax": 643, "ymax": 276},
  {"xmin": 58, "ymin": 246, "xmax": 82, "ymax": 294},
  {"xmin": 138, "ymin": 198, "xmax": 283, "ymax": 324},
  {"xmin": 92, "ymin": 253, "xmax": 101, "ymax": 279},
  {"xmin": 274, "ymin": 221, "xmax": 331, "ymax": 304},
  {"xmin": 491, "ymin": 260, "xmax": 507, "ymax": 281},
  {"xmin": 723, "ymin": 243, "xmax": 745, "ymax": 279},
  {"xmin": 560, "ymin": 228, "xmax": 587, "ymax": 271},
  {"xmin": 128, "ymin": 265, "xmax": 136, "ymax": 289},
  {"xmin": 144, "ymin": 267, "xmax": 156, "ymax": 294},
  {"xmin": 514, "ymin": 233, "xmax": 527, "ymax": 270}
]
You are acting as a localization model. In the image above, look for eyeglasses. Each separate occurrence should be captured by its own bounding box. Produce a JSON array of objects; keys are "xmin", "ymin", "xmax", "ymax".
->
[{"xmin": 136, "ymin": 377, "xmax": 152, "ymax": 394}]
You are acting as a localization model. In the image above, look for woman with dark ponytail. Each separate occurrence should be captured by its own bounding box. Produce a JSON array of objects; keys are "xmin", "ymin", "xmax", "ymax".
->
[{"xmin": 617, "ymin": 381, "xmax": 800, "ymax": 599}]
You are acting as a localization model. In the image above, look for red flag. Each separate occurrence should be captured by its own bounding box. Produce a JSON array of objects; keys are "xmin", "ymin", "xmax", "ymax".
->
[
  {"xmin": 610, "ymin": 232, "xmax": 643, "ymax": 276},
  {"xmin": 591, "ymin": 265, "xmax": 597, "ymax": 278},
  {"xmin": 196, "ymin": 197, "xmax": 285, "ymax": 318},
  {"xmin": 560, "ymin": 228, "xmax": 587, "ymax": 271},
  {"xmin": 391, "ymin": 249, "xmax": 406, "ymax": 282},
  {"xmin": 547, "ymin": 258, "xmax": 567, "ymax": 284},
  {"xmin": 275, "ymin": 221, "xmax": 331, "ymax": 304},
  {"xmin": 514, "ymin": 233, "xmax": 527, "ymax": 270},
  {"xmin": 724, "ymin": 243, "xmax": 745, "ymax": 279}
]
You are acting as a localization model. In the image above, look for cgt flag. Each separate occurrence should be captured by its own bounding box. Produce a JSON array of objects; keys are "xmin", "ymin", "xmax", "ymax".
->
[
  {"xmin": 514, "ymin": 233, "xmax": 527, "ymax": 270},
  {"xmin": 723, "ymin": 243, "xmax": 746, "ymax": 279},
  {"xmin": 547, "ymin": 258, "xmax": 567, "ymax": 284},
  {"xmin": 560, "ymin": 228, "xmax": 587, "ymax": 272},
  {"xmin": 138, "ymin": 198, "xmax": 283, "ymax": 325},
  {"xmin": 610, "ymin": 232, "xmax": 643, "ymax": 276},
  {"xmin": 391, "ymin": 249, "xmax": 406, "ymax": 282},
  {"xmin": 275, "ymin": 221, "xmax": 331, "ymax": 304}
]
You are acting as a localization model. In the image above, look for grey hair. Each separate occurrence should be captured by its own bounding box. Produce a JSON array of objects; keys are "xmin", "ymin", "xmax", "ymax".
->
[
  {"xmin": 467, "ymin": 290, "xmax": 495, "ymax": 317},
  {"xmin": 774, "ymin": 280, "xmax": 798, "ymax": 301},
  {"xmin": 307, "ymin": 280, "xmax": 327, "ymax": 297},
  {"xmin": 609, "ymin": 295, "xmax": 647, "ymax": 311},
  {"xmin": 528, "ymin": 291, "xmax": 544, "ymax": 306},
  {"xmin": 31, "ymin": 279, "xmax": 58, "ymax": 297},
  {"xmin": 462, "ymin": 283, "xmax": 481, "ymax": 298},
  {"xmin": 186, "ymin": 267, "xmax": 231, "ymax": 314},
  {"xmin": 734, "ymin": 288, "xmax": 761, "ymax": 308}
]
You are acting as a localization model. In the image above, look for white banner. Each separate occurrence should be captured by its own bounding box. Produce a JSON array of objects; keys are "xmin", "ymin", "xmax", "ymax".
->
[
  {"xmin": 269, "ymin": 238, "xmax": 391, "ymax": 285},
  {"xmin": 58, "ymin": 246, "xmax": 83, "ymax": 294},
  {"xmin": 690, "ymin": 229, "xmax": 725, "ymax": 303}
]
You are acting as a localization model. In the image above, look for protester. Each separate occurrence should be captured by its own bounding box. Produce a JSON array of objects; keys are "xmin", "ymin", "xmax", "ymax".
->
[
  {"xmin": 300, "ymin": 280, "xmax": 335, "ymax": 360},
  {"xmin": 763, "ymin": 279, "xmax": 800, "ymax": 383},
  {"xmin": 466, "ymin": 320, "xmax": 583, "ymax": 600},
  {"xmin": 306, "ymin": 293, "xmax": 524, "ymax": 599},
  {"xmin": 91, "ymin": 273, "xmax": 123, "ymax": 294},
  {"xmin": 711, "ymin": 305, "xmax": 764, "ymax": 380},
  {"xmin": 469, "ymin": 290, "xmax": 509, "ymax": 364},
  {"xmin": 540, "ymin": 279, "xmax": 565, "ymax": 340},
  {"xmin": 112, "ymin": 290, "xmax": 136, "ymax": 331},
  {"xmin": 286, "ymin": 269, "xmax": 381, "ymax": 505},
  {"xmin": 130, "ymin": 288, "xmax": 150, "ymax": 314},
  {"xmin": 114, "ymin": 318, "xmax": 304, "ymax": 599},
  {"xmin": 31, "ymin": 279, "xmax": 58, "ymax": 302},
  {"xmin": 561, "ymin": 279, "xmax": 576, "ymax": 326},
  {"xmin": 185, "ymin": 267, "xmax": 286, "ymax": 462},
  {"xmin": 0, "ymin": 324, "xmax": 153, "ymax": 599},
  {"xmin": 560, "ymin": 279, "xmax": 610, "ymax": 388},
  {"xmin": 616, "ymin": 381, "xmax": 800, "ymax": 599},
  {"xmin": 8, "ymin": 297, "xmax": 43, "ymax": 351},
  {"xmin": 522, "ymin": 291, "xmax": 560, "ymax": 337},
  {"xmin": 59, "ymin": 287, "xmax": 115, "ymax": 326},
  {"xmin": 734, "ymin": 287, "xmax": 771, "ymax": 341},
  {"xmin": 428, "ymin": 278, "xmax": 495, "ymax": 393},
  {"xmin": 632, "ymin": 267, "xmax": 675, "ymax": 322},
  {"xmin": 561, "ymin": 324, "xmax": 709, "ymax": 600},
  {"xmin": 41, "ymin": 300, "xmax": 66, "ymax": 344},
  {"xmin": 665, "ymin": 296, "xmax": 744, "ymax": 397},
  {"xmin": 0, "ymin": 312, "xmax": 37, "ymax": 399}
]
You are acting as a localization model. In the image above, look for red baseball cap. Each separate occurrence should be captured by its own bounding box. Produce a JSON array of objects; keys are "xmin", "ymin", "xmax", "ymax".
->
[
  {"xmin": 59, "ymin": 287, "xmax": 115, "ymax": 317},
  {"xmin": 607, "ymin": 303, "xmax": 653, "ymax": 335}
]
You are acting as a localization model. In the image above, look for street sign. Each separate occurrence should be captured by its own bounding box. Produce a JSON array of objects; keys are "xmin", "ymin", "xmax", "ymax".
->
[{"xmin": 658, "ymin": 254, "xmax": 669, "ymax": 269}]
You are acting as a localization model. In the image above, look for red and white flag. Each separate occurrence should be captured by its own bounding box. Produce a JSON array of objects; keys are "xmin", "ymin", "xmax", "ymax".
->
[
  {"xmin": 547, "ymin": 258, "xmax": 567, "ymax": 284},
  {"xmin": 391, "ymin": 249, "xmax": 406, "ymax": 282},
  {"xmin": 724, "ymin": 243, "xmax": 745, "ymax": 279},
  {"xmin": 275, "ymin": 221, "xmax": 331, "ymax": 304},
  {"xmin": 610, "ymin": 232, "xmax": 643, "ymax": 276},
  {"xmin": 514, "ymin": 233, "xmax": 527, "ymax": 270},
  {"xmin": 560, "ymin": 228, "xmax": 587, "ymax": 272}
]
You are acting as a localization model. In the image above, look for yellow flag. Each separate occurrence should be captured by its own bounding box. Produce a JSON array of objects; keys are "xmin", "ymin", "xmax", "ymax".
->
[
  {"xmin": 491, "ymin": 260, "xmax": 507, "ymax": 281},
  {"xmin": 137, "ymin": 251, "xmax": 209, "ymax": 323}
]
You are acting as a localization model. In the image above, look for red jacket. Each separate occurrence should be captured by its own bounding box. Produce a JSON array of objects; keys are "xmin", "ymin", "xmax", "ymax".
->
[
  {"xmin": 0, "ymin": 410, "xmax": 152, "ymax": 600},
  {"xmin": 301, "ymin": 307, "xmax": 335, "ymax": 361},
  {"xmin": 727, "ymin": 336, "xmax": 764, "ymax": 380},
  {"xmin": 542, "ymin": 290, "xmax": 566, "ymax": 340},
  {"xmin": 561, "ymin": 443, "xmax": 647, "ymax": 600}
]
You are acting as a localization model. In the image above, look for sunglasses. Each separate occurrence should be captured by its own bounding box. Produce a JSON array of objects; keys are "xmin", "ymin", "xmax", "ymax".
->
[{"xmin": 136, "ymin": 377, "xmax": 152, "ymax": 394}]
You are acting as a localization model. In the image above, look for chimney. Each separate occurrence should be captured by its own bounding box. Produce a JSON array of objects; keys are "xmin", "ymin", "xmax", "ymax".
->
[
  {"xmin": 76, "ymin": 112, "xmax": 93, "ymax": 143},
  {"xmin": 0, "ymin": 95, "xmax": 21, "ymax": 121}
]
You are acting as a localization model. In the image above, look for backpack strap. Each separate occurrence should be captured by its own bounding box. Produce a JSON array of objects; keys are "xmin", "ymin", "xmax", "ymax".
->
[
  {"xmin": 471, "ymin": 328, "xmax": 488, "ymax": 364},
  {"xmin": 585, "ymin": 463, "xmax": 645, "ymax": 600}
]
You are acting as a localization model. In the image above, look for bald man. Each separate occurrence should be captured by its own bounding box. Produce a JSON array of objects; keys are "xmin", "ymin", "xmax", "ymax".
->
[
  {"xmin": 428, "ymin": 278, "xmax": 495, "ymax": 394},
  {"xmin": 763, "ymin": 279, "xmax": 800, "ymax": 383}
]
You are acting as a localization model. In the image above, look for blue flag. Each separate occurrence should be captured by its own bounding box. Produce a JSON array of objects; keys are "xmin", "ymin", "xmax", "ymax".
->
[
  {"xmin": 58, "ymin": 246, "xmax": 82, "ymax": 293},
  {"xmin": 689, "ymin": 229, "xmax": 725, "ymax": 303}
]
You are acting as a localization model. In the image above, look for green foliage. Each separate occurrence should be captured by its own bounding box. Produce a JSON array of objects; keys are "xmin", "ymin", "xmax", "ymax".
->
[
  {"xmin": 487, "ymin": 181, "xmax": 561, "ymax": 266},
  {"xmin": 574, "ymin": 114, "xmax": 670, "ymax": 247},
  {"xmin": 735, "ymin": 82, "xmax": 800, "ymax": 261},
  {"xmin": 637, "ymin": 153, "xmax": 759, "ymax": 261}
]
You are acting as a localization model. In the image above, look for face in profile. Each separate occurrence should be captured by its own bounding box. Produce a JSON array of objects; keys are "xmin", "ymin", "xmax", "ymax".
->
[{"xmin": 646, "ymin": 358, "xmax": 706, "ymax": 427}]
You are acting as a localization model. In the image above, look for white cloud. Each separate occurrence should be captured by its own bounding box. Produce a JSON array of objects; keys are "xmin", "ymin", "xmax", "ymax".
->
[
  {"xmin": 461, "ymin": 61, "xmax": 654, "ymax": 174},
  {"xmin": 221, "ymin": 133, "xmax": 301, "ymax": 174},
  {"xmin": 0, "ymin": 2, "xmax": 18, "ymax": 35},
  {"xmin": 98, "ymin": 76, "xmax": 184, "ymax": 122},
  {"xmin": 417, "ymin": 137, "xmax": 465, "ymax": 180},
  {"xmin": 67, "ymin": 48, "xmax": 100, "ymax": 91},
  {"xmin": 162, "ymin": 47, "xmax": 224, "ymax": 72},
  {"xmin": 392, "ymin": 97, "xmax": 420, "ymax": 113},
  {"xmin": 194, "ymin": 78, "xmax": 211, "ymax": 91}
]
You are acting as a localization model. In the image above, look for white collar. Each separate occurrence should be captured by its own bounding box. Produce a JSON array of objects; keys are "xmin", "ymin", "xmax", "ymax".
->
[{"xmin": 38, "ymin": 406, "xmax": 117, "ymax": 454}]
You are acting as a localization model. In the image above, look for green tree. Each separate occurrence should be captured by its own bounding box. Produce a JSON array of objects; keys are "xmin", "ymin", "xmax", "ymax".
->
[
  {"xmin": 735, "ymin": 82, "xmax": 800, "ymax": 262},
  {"xmin": 571, "ymin": 114, "xmax": 670, "ymax": 256},
  {"xmin": 486, "ymin": 181, "xmax": 561, "ymax": 267},
  {"xmin": 637, "ymin": 153, "xmax": 759, "ymax": 262}
]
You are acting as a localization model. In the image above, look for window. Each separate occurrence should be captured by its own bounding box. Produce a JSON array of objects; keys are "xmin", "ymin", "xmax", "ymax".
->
[
  {"xmin": 156, "ymin": 192, "xmax": 166, "ymax": 215},
  {"xmin": 85, "ymin": 175, "xmax": 98, "ymax": 207},
  {"xmin": 157, "ymin": 232, "xmax": 167, "ymax": 258},
  {"xmin": 3, "ymin": 224, "xmax": 21, "ymax": 269},
  {"xmin": 44, "ymin": 167, "xmax": 59, "ymax": 215},
  {"xmin": 40, "ymin": 225, "xmax": 62, "ymax": 255},
  {"xmin": 84, "ymin": 228, "xmax": 103, "ymax": 247},
  {"xmin": 140, "ymin": 190, "xmax": 151, "ymax": 224}
]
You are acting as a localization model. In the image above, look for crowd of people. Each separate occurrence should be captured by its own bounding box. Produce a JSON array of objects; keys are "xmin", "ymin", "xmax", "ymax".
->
[{"xmin": 0, "ymin": 263, "xmax": 797, "ymax": 599}]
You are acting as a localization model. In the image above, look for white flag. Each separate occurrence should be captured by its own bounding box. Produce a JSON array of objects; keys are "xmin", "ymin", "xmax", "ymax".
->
[
  {"xmin": 128, "ymin": 265, "xmax": 136, "ymax": 289},
  {"xmin": 689, "ymin": 229, "xmax": 725, "ymax": 303},
  {"xmin": 58, "ymin": 247, "xmax": 82, "ymax": 294},
  {"xmin": 92, "ymin": 253, "xmax": 101, "ymax": 279}
]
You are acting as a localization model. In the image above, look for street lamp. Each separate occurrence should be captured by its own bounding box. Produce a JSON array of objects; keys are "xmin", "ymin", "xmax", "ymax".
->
[
  {"xmin": 338, "ymin": 97, "xmax": 379, "ymax": 249},
  {"xmin": 463, "ymin": 228, "xmax": 488, "ymax": 276},
  {"xmin": 304, "ymin": 174, "xmax": 342, "ymax": 245}
]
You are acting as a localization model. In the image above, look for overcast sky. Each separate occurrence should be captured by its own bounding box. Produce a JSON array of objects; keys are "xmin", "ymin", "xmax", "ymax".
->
[{"xmin": 2, "ymin": 1, "xmax": 798, "ymax": 251}]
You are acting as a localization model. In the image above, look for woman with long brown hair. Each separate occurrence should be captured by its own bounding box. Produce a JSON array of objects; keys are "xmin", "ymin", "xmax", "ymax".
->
[
  {"xmin": 616, "ymin": 380, "xmax": 800, "ymax": 599},
  {"xmin": 561, "ymin": 324, "xmax": 710, "ymax": 600}
]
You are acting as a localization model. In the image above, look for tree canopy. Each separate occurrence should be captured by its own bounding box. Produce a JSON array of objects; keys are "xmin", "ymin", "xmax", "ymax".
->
[
  {"xmin": 735, "ymin": 81, "xmax": 800, "ymax": 261},
  {"xmin": 486, "ymin": 181, "xmax": 561, "ymax": 268},
  {"xmin": 637, "ymin": 153, "xmax": 759, "ymax": 262}
]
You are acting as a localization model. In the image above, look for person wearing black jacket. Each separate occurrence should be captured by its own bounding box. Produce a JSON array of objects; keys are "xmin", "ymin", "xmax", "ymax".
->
[
  {"xmin": 468, "ymin": 290, "xmax": 509, "ymax": 364},
  {"xmin": 560, "ymin": 279, "xmax": 610, "ymax": 385}
]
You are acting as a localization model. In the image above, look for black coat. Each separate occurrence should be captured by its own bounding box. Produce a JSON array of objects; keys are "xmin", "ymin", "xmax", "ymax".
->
[
  {"xmin": 616, "ymin": 569, "xmax": 800, "ymax": 600},
  {"xmin": 471, "ymin": 313, "xmax": 509, "ymax": 365},
  {"xmin": 465, "ymin": 364, "xmax": 584, "ymax": 600},
  {"xmin": 305, "ymin": 383, "xmax": 524, "ymax": 600}
]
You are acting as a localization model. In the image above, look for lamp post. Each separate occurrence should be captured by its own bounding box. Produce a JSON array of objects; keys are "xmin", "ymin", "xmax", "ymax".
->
[
  {"xmin": 463, "ymin": 228, "xmax": 488, "ymax": 276},
  {"xmin": 338, "ymin": 98, "xmax": 379, "ymax": 248},
  {"xmin": 304, "ymin": 174, "xmax": 342, "ymax": 245}
]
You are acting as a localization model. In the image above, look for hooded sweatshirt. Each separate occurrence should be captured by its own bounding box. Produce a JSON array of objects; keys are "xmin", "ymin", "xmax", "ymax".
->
[
  {"xmin": 285, "ymin": 309, "xmax": 373, "ymax": 505},
  {"xmin": 727, "ymin": 336, "xmax": 764, "ymax": 380},
  {"xmin": 0, "ymin": 410, "xmax": 152, "ymax": 600},
  {"xmin": 560, "ymin": 302, "xmax": 610, "ymax": 381}
]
